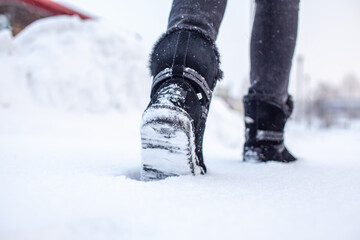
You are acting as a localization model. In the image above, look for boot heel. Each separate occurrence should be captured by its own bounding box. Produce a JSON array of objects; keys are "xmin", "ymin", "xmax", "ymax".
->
[{"xmin": 140, "ymin": 105, "xmax": 203, "ymax": 181}]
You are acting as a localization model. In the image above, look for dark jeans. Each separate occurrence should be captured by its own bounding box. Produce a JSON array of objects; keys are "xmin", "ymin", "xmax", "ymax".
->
[{"xmin": 167, "ymin": 0, "xmax": 300, "ymax": 108}]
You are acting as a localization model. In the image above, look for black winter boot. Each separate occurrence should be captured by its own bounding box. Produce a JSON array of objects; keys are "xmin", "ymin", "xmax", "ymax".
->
[
  {"xmin": 140, "ymin": 29, "xmax": 221, "ymax": 181},
  {"xmin": 243, "ymin": 96, "xmax": 297, "ymax": 163}
]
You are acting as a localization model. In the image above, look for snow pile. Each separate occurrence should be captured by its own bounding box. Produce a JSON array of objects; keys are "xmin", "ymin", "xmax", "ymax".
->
[{"xmin": 0, "ymin": 16, "xmax": 150, "ymax": 112}]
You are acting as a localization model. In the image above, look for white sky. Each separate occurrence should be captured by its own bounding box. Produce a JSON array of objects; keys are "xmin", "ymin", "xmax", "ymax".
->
[{"xmin": 57, "ymin": 0, "xmax": 360, "ymax": 97}]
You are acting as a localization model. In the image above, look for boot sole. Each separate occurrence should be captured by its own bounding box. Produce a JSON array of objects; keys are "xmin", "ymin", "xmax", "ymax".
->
[
  {"xmin": 243, "ymin": 146, "xmax": 297, "ymax": 163},
  {"xmin": 140, "ymin": 104, "xmax": 202, "ymax": 181}
]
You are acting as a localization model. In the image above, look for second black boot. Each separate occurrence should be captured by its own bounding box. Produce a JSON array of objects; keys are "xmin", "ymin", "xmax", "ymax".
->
[{"xmin": 243, "ymin": 96, "xmax": 297, "ymax": 163}]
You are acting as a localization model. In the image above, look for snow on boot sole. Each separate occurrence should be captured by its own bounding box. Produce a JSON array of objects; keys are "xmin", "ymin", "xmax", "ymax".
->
[{"xmin": 140, "ymin": 104, "xmax": 202, "ymax": 181}]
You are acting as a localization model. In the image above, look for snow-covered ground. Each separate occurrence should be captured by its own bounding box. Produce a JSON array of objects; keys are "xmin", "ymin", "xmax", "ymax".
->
[{"xmin": 1, "ymin": 16, "xmax": 360, "ymax": 240}]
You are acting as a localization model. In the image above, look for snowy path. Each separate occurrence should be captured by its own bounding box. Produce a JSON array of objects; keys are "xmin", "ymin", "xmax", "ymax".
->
[
  {"xmin": 1, "ymin": 15, "xmax": 359, "ymax": 240},
  {"xmin": 1, "ymin": 102, "xmax": 360, "ymax": 240}
]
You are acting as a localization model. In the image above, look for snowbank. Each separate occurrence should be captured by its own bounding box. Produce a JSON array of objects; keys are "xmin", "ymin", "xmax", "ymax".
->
[{"xmin": 0, "ymin": 16, "xmax": 150, "ymax": 112}]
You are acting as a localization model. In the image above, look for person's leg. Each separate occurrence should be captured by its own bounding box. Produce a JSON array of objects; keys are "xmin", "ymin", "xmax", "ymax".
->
[
  {"xmin": 249, "ymin": 0, "xmax": 299, "ymax": 104},
  {"xmin": 150, "ymin": 0, "xmax": 227, "ymax": 94},
  {"xmin": 141, "ymin": 0, "xmax": 227, "ymax": 180},
  {"xmin": 168, "ymin": 0, "xmax": 227, "ymax": 43},
  {"xmin": 243, "ymin": 0, "xmax": 300, "ymax": 162}
]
